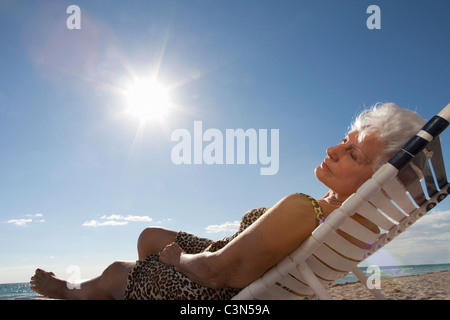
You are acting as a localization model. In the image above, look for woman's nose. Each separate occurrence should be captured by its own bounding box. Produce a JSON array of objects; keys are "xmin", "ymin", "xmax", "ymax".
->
[{"xmin": 326, "ymin": 144, "xmax": 342, "ymax": 161}]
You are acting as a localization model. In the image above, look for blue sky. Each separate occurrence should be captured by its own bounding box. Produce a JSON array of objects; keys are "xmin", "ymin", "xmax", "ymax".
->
[{"xmin": 0, "ymin": 0, "xmax": 449, "ymax": 283}]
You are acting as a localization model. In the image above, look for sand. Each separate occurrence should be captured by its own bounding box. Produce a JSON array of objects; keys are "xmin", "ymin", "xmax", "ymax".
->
[
  {"xmin": 12, "ymin": 270, "xmax": 450, "ymax": 300},
  {"xmin": 329, "ymin": 270, "xmax": 450, "ymax": 300}
]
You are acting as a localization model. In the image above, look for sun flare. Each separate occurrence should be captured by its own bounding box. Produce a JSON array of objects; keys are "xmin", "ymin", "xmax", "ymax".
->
[{"xmin": 124, "ymin": 77, "xmax": 171, "ymax": 122}]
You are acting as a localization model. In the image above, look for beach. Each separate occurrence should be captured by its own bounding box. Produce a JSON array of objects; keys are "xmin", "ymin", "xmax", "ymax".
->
[
  {"xmin": 329, "ymin": 270, "xmax": 450, "ymax": 300},
  {"xmin": 1, "ymin": 267, "xmax": 450, "ymax": 300}
]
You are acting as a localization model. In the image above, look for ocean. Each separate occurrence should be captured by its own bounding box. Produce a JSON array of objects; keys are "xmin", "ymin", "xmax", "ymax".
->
[
  {"xmin": 1, "ymin": 263, "xmax": 450, "ymax": 300},
  {"xmin": 335, "ymin": 263, "xmax": 450, "ymax": 284}
]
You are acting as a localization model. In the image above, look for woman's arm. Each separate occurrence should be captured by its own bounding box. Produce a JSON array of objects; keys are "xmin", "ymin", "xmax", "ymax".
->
[
  {"xmin": 159, "ymin": 193, "xmax": 318, "ymax": 289},
  {"xmin": 159, "ymin": 243, "xmax": 223, "ymax": 288}
]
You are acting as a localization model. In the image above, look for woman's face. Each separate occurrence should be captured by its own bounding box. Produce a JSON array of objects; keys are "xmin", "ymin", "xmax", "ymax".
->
[{"xmin": 315, "ymin": 130, "xmax": 385, "ymax": 197}]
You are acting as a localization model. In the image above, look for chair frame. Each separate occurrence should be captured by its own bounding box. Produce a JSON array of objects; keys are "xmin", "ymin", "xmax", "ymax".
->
[{"xmin": 233, "ymin": 103, "xmax": 450, "ymax": 300}]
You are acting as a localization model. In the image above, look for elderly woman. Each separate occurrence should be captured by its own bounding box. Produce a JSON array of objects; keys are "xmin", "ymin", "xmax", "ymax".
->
[{"xmin": 30, "ymin": 102, "xmax": 426, "ymax": 300}]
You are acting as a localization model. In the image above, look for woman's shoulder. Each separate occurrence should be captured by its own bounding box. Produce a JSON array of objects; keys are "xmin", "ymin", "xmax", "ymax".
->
[
  {"xmin": 282, "ymin": 193, "xmax": 321, "ymax": 209},
  {"xmin": 239, "ymin": 193, "xmax": 322, "ymax": 231},
  {"xmin": 277, "ymin": 193, "xmax": 324, "ymax": 226},
  {"xmin": 294, "ymin": 193, "xmax": 324, "ymax": 223},
  {"xmin": 245, "ymin": 193, "xmax": 322, "ymax": 218}
]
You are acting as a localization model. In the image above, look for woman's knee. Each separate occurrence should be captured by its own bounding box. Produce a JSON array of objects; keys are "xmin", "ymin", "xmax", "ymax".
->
[
  {"xmin": 100, "ymin": 261, "xmax": 135, "ymax": 299},
  {"xmin": 137, "ymin": 227, "xmax": 177, "ymax": 258},
  {"xmin": 102, "ymin": 261, "xmax": 133, "ymax": 279}
]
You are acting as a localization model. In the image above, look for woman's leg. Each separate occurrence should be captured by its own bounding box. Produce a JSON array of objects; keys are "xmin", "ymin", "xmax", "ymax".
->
[
  {"xmin": 30, "ymin": 227, "xmax": 177, "ymax": 299},
  {"xmin": 30, "ymin": 261, "xmax": 135, "ymax": 300},
  {"xmin": 137, "ymin": 227, "xmax": 178, "ymax": 259}
]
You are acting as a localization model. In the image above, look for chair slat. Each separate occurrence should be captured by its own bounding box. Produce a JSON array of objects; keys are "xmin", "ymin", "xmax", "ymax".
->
[
  {"xmin": 397, "ymin": 165, "xmax": 427, "ymax": 206},
  {"xmin": 368, "ymin": 191, "xmax": 407, "ymax": 222},
  {"xmin": 423, "ymin": 159, "xmax": 439, "ymax": 197},
  {"xmin": 382, "ymin": 177, "xmax": 417, "ymax": 214},
  {"xmin": 428, "ymin": 138, "xmax": 448, "ymax": 189},
  {"xmin": 323, "ymin": 232, "xmax": 368, "ymax": 261},
  {"xmin": 306, "ymin": 254, "xmax": 349, "ymax": 281},
  {"xmin": 276, "ymin": 275, "xmax": 313, "ymax": 297},
  {"xmin": 269, "ymin": 282, "xmax": 306, "ymax": 299},
  {"xmin": 251, "ymin": 290, "xmax": 280, "ymax": 300},
  {"xmin": 313, "ymin": 244, "xmax": 357, "ymax": 272},
  {"xmin": 339, "ymin": 218, "xmax": 379, "ymax": 244},
  {"xmin": 357, "ymin": 201, "xmax": 396, "ymax": 231}
]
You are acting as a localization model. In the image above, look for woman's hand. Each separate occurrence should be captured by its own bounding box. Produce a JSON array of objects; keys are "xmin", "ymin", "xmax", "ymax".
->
[
  {"xmin": 159, "ymin": 242, "xmax": 222, "ymax": 289},
  {"xmin": 158, "ymin": 242, "xmax": 185, "ymax": 267}
]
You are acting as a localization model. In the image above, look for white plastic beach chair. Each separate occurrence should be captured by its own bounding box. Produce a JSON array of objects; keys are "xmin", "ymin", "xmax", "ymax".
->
[{"xmin": 233, "ymin": 103, "xmax": 450, "ymax": 300}]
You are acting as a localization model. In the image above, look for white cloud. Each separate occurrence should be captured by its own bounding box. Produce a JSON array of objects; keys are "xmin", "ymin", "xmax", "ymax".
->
[
  {"xmin": 100, "ymin": 214, "xmax": 152, "ymax": 222},
  {"xmin": 100, "ymin": 214, "xmax": 123, "ymax": 220},
  {"xmin": 205, "ymin": 221, "xmax": 240, "ymax": 234},
  {"xmin": 7, "ymin": 214, "xmax": 45, "ymax": 227},
  {"xmin": 7, "ymin": 218, "xmax": 33, "ymax": 227},
  {"xmin": 82, "ymin": 214, "xmax": 152, "ymax": 227},
  {"xmin": 155, "ymin": 218, "xmax": 172, "ymax": 224},
  {"xmin": 366, "ymin": 210, "xmax": 450, "ymax": 265},
  {"xmin": 122, "ymin": 215, "xmax": 152, "ymax": 222},
  {"xmin": 82, "ymin": 219, "xmax": 128, "ymax": 227}
]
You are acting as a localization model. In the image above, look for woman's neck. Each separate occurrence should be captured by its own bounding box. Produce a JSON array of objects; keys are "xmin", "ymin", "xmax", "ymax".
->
[{"xmin": 317, "ymin": 190, "xmax": 350, "ymax": 217}]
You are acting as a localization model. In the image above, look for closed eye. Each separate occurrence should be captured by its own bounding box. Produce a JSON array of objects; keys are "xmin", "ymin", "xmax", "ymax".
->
[{"xmin": 342, "ymin": 138, "xmax": 359, "ymax": 161}]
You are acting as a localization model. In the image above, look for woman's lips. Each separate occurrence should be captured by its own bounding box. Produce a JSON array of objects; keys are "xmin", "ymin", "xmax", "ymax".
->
[{"xmin": 321, "ymin": 161, "xmax": 331, "ymax": 172}]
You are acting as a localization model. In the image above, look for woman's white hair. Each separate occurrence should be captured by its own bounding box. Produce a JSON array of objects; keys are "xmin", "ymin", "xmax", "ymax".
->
[{"xmin": 349, "ymin": 102, "xmax": 426, "ymax": 169}]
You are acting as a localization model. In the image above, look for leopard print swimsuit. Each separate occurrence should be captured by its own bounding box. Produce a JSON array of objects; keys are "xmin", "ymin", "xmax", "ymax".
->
[{"xmin": 123, "ymin": 193, "xmax": 323, "ymax": 300}]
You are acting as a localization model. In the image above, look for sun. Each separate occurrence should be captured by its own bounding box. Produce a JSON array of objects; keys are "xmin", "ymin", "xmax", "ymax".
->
[{"xmin": 124, "ymin": 77, "xmax": 171, "ymax": 122}]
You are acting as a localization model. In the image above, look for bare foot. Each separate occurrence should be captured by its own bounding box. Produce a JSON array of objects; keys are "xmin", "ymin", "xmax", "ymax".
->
[{"xmin": 30, "ymin": 268, "xmax": 67, "ymax": 299}]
